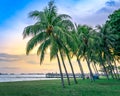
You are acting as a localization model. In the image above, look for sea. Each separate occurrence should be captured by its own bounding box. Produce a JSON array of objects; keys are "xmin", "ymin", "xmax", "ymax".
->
[{"xmin": 0, "ymin": 74, "xmax": 58, "ymax": 82}]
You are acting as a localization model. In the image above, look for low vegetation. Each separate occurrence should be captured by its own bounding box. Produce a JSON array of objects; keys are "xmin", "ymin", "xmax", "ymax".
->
[{"xmin": 0, "ymin": 79, "xmax": 120, "ymax": 96}]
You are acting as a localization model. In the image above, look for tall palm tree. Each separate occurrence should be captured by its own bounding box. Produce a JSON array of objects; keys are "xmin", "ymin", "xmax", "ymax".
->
[
  {"xmin": 56, "ymin": 36, "xmax": 78, "ymax": 84},
  {"xmin": 66, "ymin": 26, "xmax": 85, "ymax": 80},
  {"xmin": 77, "ymin": 25, "xmax": 95, "ymax": 81},
  {"xmin": 23, "ymin": 0, "xmax": 74, "ymax": 87},
  {"xmin": 67, "ymin": 24, "xmax": 95, "ymax": 81},
  {"xmin": 55, "ymin": 37, "xmax": 71, "ymax": 85},
  {"xmin": 59, "ymin": 49, "xmax": 70, "ymax": 85},
  {"xmin": 113, "ymin": 58, "xmax": 120, "ymax": 79},
  {"xmin": 95, "ymin": 24, "xmax": 119, "ymax": 79}
]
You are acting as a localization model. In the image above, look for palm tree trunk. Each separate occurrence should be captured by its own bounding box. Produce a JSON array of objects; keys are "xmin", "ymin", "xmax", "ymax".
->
[
  {"xmin": 92, "ymin": 63, "xmax": 97, "ymax": 74},
  {"xmin": 56, "ymin": 37, "xmax": 77, "ymax": 83},
  {"xmin": 93, "ymin": 62, "xmax": 99, "ymax": 75},
  {"xmin": 99, "ymin": 53, "xmax": 109, "ymax": 80},
  {"xmin": 67, "ymin": 54, "xmax": 78, "ymax": 84},
  {"xmin": 56, "ymin": 53, "xmax": 65, "ymax": 88},
  {"xmin": 85, "ymin": 56, "xmax": 94, "ymax": 81},
  {"xmin": 107, "ymin": 57, "xmax": 117, "ymax": 79},
  {"xmin": 77, "ymin": 57, "xmax": 85, "ymax": 80},
  {"xmin": 101, "ymin": 63, "xmax": 109, "ymax": 80},
  {"xmin": 114, "ymin": 60, "xmax": 120, "ymax": 79},
  {"xmin": 111, "ymin": 61, "xmax": 119, "ymax": 79},
  {"xmin": 59, "ymin": 50, "xmax": 70, "ymax": 85},
  {"xmin": 110, "ymin": 63, "xmax": 117, "ymax": 79},
  {"xmin": 106, "ymin": 62, "xmax": 115, "ymax": 79}
]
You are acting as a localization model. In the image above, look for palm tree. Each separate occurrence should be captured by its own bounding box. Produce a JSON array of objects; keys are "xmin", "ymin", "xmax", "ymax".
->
[
  {"xmin": 113, "ymin": 59, "xmax": 120, "ymax": 79},
  {"xmin": 54, "ymin": 37, "xmax": 71, "ymax": 85},
  {"xmin": 77, "ymin": 25, "xmax": 95, "ymax": 81},
  {"xmin": 66, "ymin": 26, "xmax": 85, "ymax": 80},
  {"xmin": 59, "ymin": 49, "xmax": 70, "ymax": 85},
  {"xmin": 56, "ymin": 37, "xmax": 78, "ymax": 84},
  {"xmin": 92, "ymin": 62, "xmax": 99, "ymax": 75},
  {"xmin": 23, "ymin": 0, "xmax": 74, "ymax": 87},
  {"xmin": 95, "ymin": 24, "xmax": 119, "ymax": 79}
]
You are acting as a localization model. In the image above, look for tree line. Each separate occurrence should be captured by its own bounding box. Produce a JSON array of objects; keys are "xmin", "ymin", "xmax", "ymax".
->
[{"xmin": 23, "ymin": 0, "xmax": 120, "ymax": 87}]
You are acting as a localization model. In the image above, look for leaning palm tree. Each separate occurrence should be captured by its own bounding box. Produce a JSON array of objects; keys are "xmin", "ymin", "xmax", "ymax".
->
[
  {"xmin": 23, "ymin": 0, "xmax": 73, "ymax": 87},
  {"xmin": 59, "ymin": 49, "xmax": 70, "ymax": 85},
  {"xmin": 113, "ymin": 57, "xmax": 120, "ymax": 79},
  {"xmin": 95, "ymin": 24, "xmax": 119, "ymax": 79},
  {"xmin": 77, "ymin": 25, "xmax": 95, "ymax": 81},
  {"xmin": 56, "ymin": 35, "xmax": 78, "ymax": 84},
  {"xmin": 66, "ymin": 26, "xmax": 85, "ymax": 80}
]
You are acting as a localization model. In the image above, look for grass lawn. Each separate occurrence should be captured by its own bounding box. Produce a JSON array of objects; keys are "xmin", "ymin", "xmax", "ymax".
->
[{"xmin": 0, "ymin": 79, "xmax": 120, "ymax": 96}]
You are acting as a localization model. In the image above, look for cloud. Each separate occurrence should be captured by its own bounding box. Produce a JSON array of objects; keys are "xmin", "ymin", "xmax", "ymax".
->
[
  {"xmin": 52, "ymin": 0, "xmax": 109, "ymax": 26},
  {"xmin": 106, "ymin": 0, "xmax": 116, "ymax": 6},
  {"xmin": 0, "ymin": 53, "xmax": 19, "ymax": 58},
  {"xmin": 0, "ymin": 58, "xmax": 18, "ymax": 62},
  {"xmin": 0, "ymin": 53, "xmax": 20, "ymax": 62},
  {"xmin": 0, "ymin": 53, "xmax": 40, "ymax": 65},
  {"xmin": 0, "ymin": 53, "xmax": 31, "ymax": 63},
  {"xmin": 74, "ymin": 0, "xmax": 120, "ymax": 26},
  {"xmin": 27, "ymin": 60, "xmax": 39, "ymax": 64},
  {"xmin": 0, "ymin": 67, "xmax": 20, "ymax": 70},
  {"xmin": 97, "ymin": 0, "xmax": 120, "ymax": 14}
]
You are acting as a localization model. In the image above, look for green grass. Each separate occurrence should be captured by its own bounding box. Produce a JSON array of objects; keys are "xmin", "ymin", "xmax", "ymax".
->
[{"xmin": 0, "ymin": 79, "xmax": 120, "ymax": 96}]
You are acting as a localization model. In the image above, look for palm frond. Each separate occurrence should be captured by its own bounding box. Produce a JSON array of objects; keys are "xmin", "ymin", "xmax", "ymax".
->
[
  {"xmin": 50, "ymin": 36, "xmax": 58, "ymax": 60},
  {"xmin": 29, "ymin": 11, "xmax": 44, "ymax": 20},
  {"xmin": 52, "ymin": 14, "xmax": 71, "ymax": 25},
  {"xmin": 26, "ymin": 32, "xmax": 47, "ymax": 55},
  {"xmin": 61, "ymin": 20, "xmax": 74, "ymax": 30},
  {"xmin": 37, "ymin": 39, "xmax": 51, "ymax": 64},
  {"xmin": 23, "ymin": 23, "xmax": 46, "ymax": 39}
]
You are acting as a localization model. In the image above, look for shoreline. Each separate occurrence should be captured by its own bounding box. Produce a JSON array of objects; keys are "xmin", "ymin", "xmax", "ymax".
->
[
  {"xmin": 0, "ymin": 74, "xmax": 59, "ymax": 83},
  {"xmin": 0, "ymin": 78, "xmax": 59, "ymax": 83}
]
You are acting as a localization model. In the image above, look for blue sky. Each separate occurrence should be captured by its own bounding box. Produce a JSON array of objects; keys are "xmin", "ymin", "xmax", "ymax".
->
[
  {"xmin": 0, "ymin": 0, "xmax": 120, "ymax": 73},
  {"xmin": 1, "ymin": 0, "xmax": 119, "ymax": 28},
  {"xmin": 0, "ymin": 0, "xmax": 32, "ymax": 25},
  {"xmin": 0, "ymin": 0, "xmax": 119, "ymax": 28}
]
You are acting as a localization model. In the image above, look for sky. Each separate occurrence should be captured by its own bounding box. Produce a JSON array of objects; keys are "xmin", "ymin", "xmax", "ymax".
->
[{"xmin": 0, "ymin": 0, "xmax": 120, "ymax": 74}]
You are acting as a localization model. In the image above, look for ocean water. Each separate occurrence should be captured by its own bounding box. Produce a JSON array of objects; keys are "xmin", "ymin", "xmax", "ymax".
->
[{"xmin": 0, "ymin": 74, "xmax": 58, "ymax": 82}]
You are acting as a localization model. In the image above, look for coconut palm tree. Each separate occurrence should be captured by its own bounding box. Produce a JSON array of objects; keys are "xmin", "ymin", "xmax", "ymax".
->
[
  {"xmin": 56, "ymin": 36, "xmax": 78, "ymax": 84},
  {"xmin": 113, "ymin": 58, "xmax": 120, "ymax": 79},
  {"xmin": 95, "ymin": 24, "xmax": 119, "ymax": 79},
  {"xmin": 23, "ymin": 0, "xmax": 74, "ymax": 87},
  {"xmin": 67, "ymin": 24, "xmax": 96, "ymax": 81},
  {"xmin": 59, "ymin": 49, "xmax": 70, "ymax": 85},
  {"xmin": 66, "ymin": 25, "xmax": 85, "ymax": 80},
  {"xmin": 76, "ymin": 25, "xmax": 95, "ymax": 81}
]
